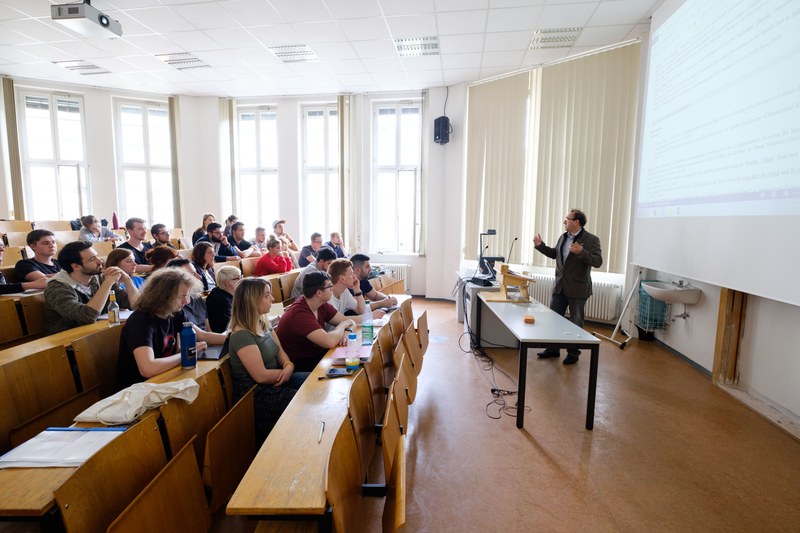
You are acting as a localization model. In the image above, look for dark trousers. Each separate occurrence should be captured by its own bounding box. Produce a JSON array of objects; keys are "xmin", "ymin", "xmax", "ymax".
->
[{"xmin": 546, "ymin": 292, "xmax": 587, "ymax": 356}]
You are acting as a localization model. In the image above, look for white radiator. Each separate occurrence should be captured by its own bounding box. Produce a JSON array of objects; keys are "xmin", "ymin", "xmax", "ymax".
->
[
  {"xmin": 376, "ymin": 263, "xmax": 410, "ymax": 284},
  {"xmin": 525, "ymin": 273, "xmax": 622, "ymax": 323}
]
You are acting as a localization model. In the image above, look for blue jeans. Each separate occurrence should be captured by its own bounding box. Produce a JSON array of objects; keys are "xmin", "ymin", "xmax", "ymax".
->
[{"xmin": 288, "ymin": 371, "xmax": 311, "ymax": 389}]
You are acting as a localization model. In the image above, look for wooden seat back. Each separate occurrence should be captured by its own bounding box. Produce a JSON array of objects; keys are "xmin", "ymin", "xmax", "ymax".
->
[
  {"xmin": 379, "ymin": 273, "xmax": 395, "ymax": 287},
  {"xmin": 51, "ymin": 230, "xmax": 81, "ymax": 247},
  {"xmin": 213, "ymin": 260, "xmax": 239, "ymax": 277},
  {"xmin": 0, "ymin": 298, "xmax": 24, "ymax": 345},
  {"xmin": 418, "ymin": 309, "xmax": 429, "ymax": 355},
  {"xmin": 20, "ymin": 291, "xmax": 46, "ymax": 336},
  {"xmin": 159, "ymin": 371, "xmax": 227, "ymax": 467},
  {"xmin": 9, "ymin": 385, "xmax": 102, "ymax": 448},
  {"xmin": 54, "ymin": 410, "xmax": 166, "ymax": 533},
  {"xmin": 377, "ymin": 325, "xmax": 395, "ymax": 387},
  {"xmin": 91, "ymin": 240, "xmax": 115, "ymax": 257},
  {"xmin": 241, "ymin": 256, "xmax": 259, "ymax": 277},
  {"xmin": 393, "ymin": 356, "xmax": 412, "ymax": 432},
  {"xmin": 33, "ymin": 220, "xmax": 73, "ymax": 231},
  {"xmin": 402, "ymin": 324, "xmax": 424, "ymax": 376},
  {"xmin": 394, "ymin": 343, "xmax": 416, "ymax": 405},
  {"xmin": 0, "ymin": 245, "xmax": 26, "ymax": 266},
  {"xmin": 3, "ymin": 231, "xmax": 29, "ymax": 247},
  {"xmin": 348, "ymin": 370, "xmax": 376, "ymax": 483},
  {"xmin": 203, "ymin": 386, "xmax": 256, "ymax": 512},
  {"xmin": 177, "ymin": 248, "xmax": 193, "ymax": 259},
  {"xmin": 327, "ymin": 419, "xmax": 365, "ymax": 533},
  {"xmin": 278, "ymin": 270, "xmax": 300, "ymax": 301},
  {"xmin": 381, "ymin": 384, "xmax": 403, "ymax": 485},
  {"xmin": 1, "ymin": 265, "xmax": 16, "ymax": 283},
  {"xmin": 382, "ymin": 433, "xmax": 406, "ymax": 533},
  {"xmin": 267, "ymin": 275, "xmax": 282, "ymax": 303},
  {"xmin": 0, "ymin": 220, "xmax": 32, "ymax": 233},
  {"xmin": 72, "ymin": 325, "xmax": 123, "ymax": 398},
  {"xmin": 369, "ymin": 277, "xmax": 382, "ymax": 291},
  {"xmin": 400, "ymin": 298, "xmax": 414, "ymax": 331},
  {"xmin": 362, "ymin": 343, "xmax": 386, "ymax": 427},
  {"xmin": 107, "ymin": 436, "xmax": 212, "ymax": 533},
  {"xmin": 389, "ymin": 311, "xmax": 404, "ymax": 348},
  {"xmin": 218, "ymin": 357, "xmax": 234, "ymax": 409}
]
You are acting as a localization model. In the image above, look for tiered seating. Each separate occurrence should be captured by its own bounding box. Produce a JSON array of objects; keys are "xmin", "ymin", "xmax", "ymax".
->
[{"xmin": 0, "ymin": 220, "xmax": 33, "ymax": 233}]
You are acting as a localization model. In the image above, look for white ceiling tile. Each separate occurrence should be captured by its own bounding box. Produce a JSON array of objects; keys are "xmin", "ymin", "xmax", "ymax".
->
[
  {"xmin": 486, "ymin": 6, "xmax": 541, "ymax": 33},
  {"xmin": 351, "ymin": 39, "xmax": 397, "ymax": 59},
  {"xmin": 251, "ymin": 63, "xmax": 297, "ymax": 77},
  {"xmin": 15, "ymin": 42, "xmax": 65, "ymax": 61},
  {"xmin": 590, "ymin": 0, "xmax": 652, "ymax": 25},
  {"xmin": 218, "ymin": 0, "xmax": 283, "ymax": 27},
  {"xmin": 523, "ymin": 47, "xmax": 569, "ymax": 66},
  {"xmin": 338, "ymin": 18, "xmax": 391, "ymax": 42},
  {"xmin": 123, "ymin": 34, "xmax": 176, "ymax": 54},
  {"xmin": 86, "ymin": 37, "xmax": 147, "ymax": 57},
  {"xmin": 193, "ymin": 49, "xmax": 246, "ymax": 67},
  {"xmin": 483, "ymin": 30, "xmax": 532, "ymax": 51},
  {"xmin": 537, "ymin": 3, "xmax": 596, "ymax": 29},
  {"xmin": 312, "ymin": 41, "xmax": 359, "ymax": 61},
  {"xmin": 441, "ymin": 52, "xmax": 482, "ymax": 69},
  {"xmin": 292, "ymin": 21, "xmax": 348, "ymax": 44},
  {"xmin": 325, "ymin": 59, "xmax": 368, "ymax": 75},
  {"xmin": 370, "ymin": 71, "xmax": 408, "ymax": 86},
  {"xmin": 443, "ymin": 67, "xmax": 480, "ymax": 85},
  {"xmin": 247, "ymin": 25, "xmax": 303, "ymax": 48},
  {"xmin": 104, "ymin": 0, "xmax": 163, "ymax": 8},
  {"xmin": 203, "ymin": 28, "xmax": 262, "ymax": 49},
  {"xmin": 489, "ymin": 0, "xmax": 546, "ymax": 7},
  {"xmin": 437, "ymin": 10, "xmax": 488, "ymax": 36},
  {"xmin": 436, "ymin": 0, "xmax": 489, "ymax": 12},
  {"xmin": 386, "ymin": 15, "xmax": 438, "ymax": 39},
  {"xmin": 439, "ymin": 34, "xmax": 484, "ymax": 54},
  {"xmin": 325, "ymin": 0, "xmax": 383, "ymax": 20},
  {"xmin": 6, "ymin": 1, "xmax": 52, "ymax": 18},
  {"xmin": 0, "ymin": 28, "xmax": 35, "ymax": 46},
  {"xmin": 2, "ymin": 18, "xmax": 74, "ymax": 42},
  {"xmin": 405, "ymin": 70, "xmax": 443, "ymax": 85},
  {"xmin": 171, "ymin": 2, "xmax": 239, "ymax": 30},
  {"xmin": 334, "ymin": 72, "xmax": 374, "ymax": 85},
  {"xmin": 481, "ymin": 49, "xmax": 524, "ymax": 67},
  {"xmin": 379, "ymin": 0, "xmax": 435, "ymax": 17},
  {"xmin": 100, "ymin": 10, "xmax": 155, "ymax": 37},
  {"xmin": 0, "ymin": 5, "xmax": 26, "ymax": 21},
  {"xmin": 126, "ymin": 7, "xmax": 196, "ymax": 33},
  {"xmin": 479, "ymin": 65, "xmax": 514, "ymax": 78},
  {"xmin": 401, "ymin": 55, "xmax": 442, "ymax": 71},
  {"xmin": 121, "ymin": 54, "xmax": 174, "ymax": 71},
  {"xmin": 237, "ymin": 48, "xmax": 285, "ymax": 67},
  {"xmin": 165, "ymin": 30, "xmax": 222, "ymax": 51},
  {"xmin": 361, "ymin": 56, "xmax": 404, "ymax": 73},
  {"xmin": 91, "ymin": 56, "xmax": 143, "ymax": 73},
  {"xmin": 270, "ymin": 0, "xmax": 332, "ymax": 24},
  {"xmin": 575, "ymin": 24, "xmax": 633, "ymax": 46}
]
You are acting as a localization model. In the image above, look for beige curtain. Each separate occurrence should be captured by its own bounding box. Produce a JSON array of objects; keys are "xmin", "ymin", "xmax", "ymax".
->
[
  {"xmin": 464, "ymin": 71, "xmax": 531, "ymax": 262},
  {"xmin": 531, "ymin": 43, "xmax": 640, "ymax": 273}
]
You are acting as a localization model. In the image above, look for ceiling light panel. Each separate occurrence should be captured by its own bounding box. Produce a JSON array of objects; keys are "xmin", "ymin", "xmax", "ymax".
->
[
  {"xmin": 268, "ymin": 44, "xmax": 319, "ymax": 64},
  {"xmin": 155, "ymin": 52, "xmax": 210, "ymax": 70},
  {"xmin": 529, "ymin": 27, "xmax": 583, "ymax": 49},
  {"xmin": 395, "ymin": 36, "xmax": 439, "ymax": 57}
]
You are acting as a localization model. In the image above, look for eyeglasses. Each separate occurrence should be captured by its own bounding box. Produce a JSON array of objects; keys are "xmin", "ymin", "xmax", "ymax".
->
[
  {"xmin": 321, "ymin": 284, "xmax": 334, "ymax": 291},
  {"xmin": 231, "ymin": 277, "xmax": 242, "ymax": 282}
]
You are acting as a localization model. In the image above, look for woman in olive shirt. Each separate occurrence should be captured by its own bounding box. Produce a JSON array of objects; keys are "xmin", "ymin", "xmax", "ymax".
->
[{"xmin": 228, "ymin": 278, "xmax": 297, "ymax": 443}]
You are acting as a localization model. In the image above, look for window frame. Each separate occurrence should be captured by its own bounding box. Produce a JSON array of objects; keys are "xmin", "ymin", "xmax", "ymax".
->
[
  {"xmin": 235, "ymin": 105, "xmax": 280, "ymax": 229},
  {"xmin": 300, "ymin": 103, "xmax": 340, "ymax": 239}
]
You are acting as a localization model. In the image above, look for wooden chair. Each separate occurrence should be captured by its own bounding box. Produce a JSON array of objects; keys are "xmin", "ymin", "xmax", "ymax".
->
[
  {"xmin": 394, "ymin": 343, "xmax": 417, "ymax": 406},
  {"xmin": 383, "ymin": 433, "xmax": 407, "ymax": 533},
  {"xmin": 9, "ymin": 385, "xmax": 101, "ymax": 448},
  {"xmin": 389, "ymin": 310, "xmax": 405, "ymax": 348},
  {"xmin": 0, "ymin": 219, "xmax": 32, "ymax": 233},
  {"xmin": 159, "ymin": 370, "xmax": 227, "ymax": 468},
  {"xmin": 54, "ymin": 410, "xmax": 167, "ymax": 533},
  {"xmin": 213, "ymin": 260, "xmax": 239, "ymax": 277},
  {"xmin": 418, "ymin": 309, "xmax": 429, "ymax": 355},
  {"xmin": 362, "ymin": 342, "xmax": 387, "ymax": 428},
  {"xmin": 20, "ymin": 292, "xmax": 45, "ymax": 336},
  {"xmin": 33, "ymin": 220, "xmax": 73, "ymax": 231},
  {"xmin": 218, "ymin": 357, "xmax": 234, "ymax": 409},
  {"xmin": 91, "ymin": 240, "xmax": 115, "ymax": 257},
  {"xmin": 381, "ymin": 384, "xmax": 405, "ymax": 521},
  {"xmin": 400, "ymin": 298, "xmax": 414, "ymax": 331},
  {"xmin": 107, "ymin": 436, "xmax": 211, "ymax": 533},
  {"xmin": 0, "ymin": 298, "xmax": 24, "ymax": 345},
  {"xmin": 1, "ymin": 265, "xmax": 16, "ymax": 283},
  {"xmin": 267, "ymin": 275, "xmax": 282, "ymax": 303},
  {"xmin": 3, "ymin": 231, "xmax": 29, "ymax": 247},
  {"xmin": 348, "ymin": 370, "xmax": 376, "ymax": 483},
  {"xmin": 169, "ymin": 238, "xmax": 184, "ymax": 249},
  {"xmin": 72, "ymin": 325, "xmax": 123, "ymax": 398},
  {"xmin": 112, "ymin": 228, "xmax": 128, "ymax": 240},
  {"xmin": 0, "ymin": 245, "xmax": 26, "ymax": 266},
  {"xmin": 402, "ymin": 325, "xmax": 424, "ymax": 376},
  {"xmin": 203, "ymin": 386, "xmax": 256, "ymax": 512},
  {"xmin": 278, "ymin": 270, "xmax": 300, "ymax": 301},
  {"xmin": 177, "ymin": 248, "xmax": 193, "ymax": 259},
  {"xmin": 51, "ymin": 230, "xmax": 81, "ymax": 247},
  {"xmin": 369, "ymin": 277, "xmax": 382, "ymax": 291},
  {"xmin": 241, "ymin": 256, "xmax": 259, "ymax": 277},
  {"xmin": 393, "ymin": 361, "xmax": 411, "ymax": 435},
  {"xmin": 377, "ymin": 324, "xmax": 396, "ymax": 388}
]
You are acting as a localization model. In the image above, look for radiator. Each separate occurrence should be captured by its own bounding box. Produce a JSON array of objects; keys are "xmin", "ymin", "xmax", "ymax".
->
[
  {"xmin": 376, "ymin": 263, "xmax": 410, "ymax": 284},
  {"xmin": 524, "ymin": 273, "xmax": 622, "ymax": 323}
]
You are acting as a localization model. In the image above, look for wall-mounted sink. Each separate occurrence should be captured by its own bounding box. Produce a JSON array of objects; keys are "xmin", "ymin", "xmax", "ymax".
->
[{"xmin": 642, "ymin": 281, "xmax": 702, "ymax": 305}]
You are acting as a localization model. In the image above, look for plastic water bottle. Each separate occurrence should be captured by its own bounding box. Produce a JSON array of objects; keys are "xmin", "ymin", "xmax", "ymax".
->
[
  {"xmin": 180, "ymin": 322, "xmax": 197, "ymax": 369},
  {"xmin": 362, "ymin": 306, "xmax": 374, "ymax": 345},
  {"xmin": 107, "ymin": 290, "xmax": 120, "ymax": 326},
  {"xmin": 345, "ymin": 332, "xmax": 359, "ymax": 371}
]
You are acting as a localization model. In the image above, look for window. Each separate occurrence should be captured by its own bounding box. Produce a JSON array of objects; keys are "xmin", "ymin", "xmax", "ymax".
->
[
  {"xmin": 114, "ymin": 100, "xmax": 174, "ymax": 226},
  {"xmin": 236, "ymin": 107, "xmax": 279, "ymax": 229},
  {"xmin": 302, "ymin": 104, "xmax": 340, "ymax": 238},
  {"xmin": 16, "ymin": 92, "xmax": 90, "ymax": 220},
  {"xmin": 372, "ymin": 101, "xmax": 422, "ymax": 252}
]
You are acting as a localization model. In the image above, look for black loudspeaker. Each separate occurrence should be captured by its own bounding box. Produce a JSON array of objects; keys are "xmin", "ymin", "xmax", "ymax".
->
[{"xmin": 434, "ymin": 115, "xmax": 450, "ymax": 144}]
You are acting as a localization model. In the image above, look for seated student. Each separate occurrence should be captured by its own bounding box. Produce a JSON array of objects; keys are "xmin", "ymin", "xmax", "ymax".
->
[
  {"xmin": 116, "ymin": 268, "xmax": 226, "ymax": 391},
  {"xmin": 228, "ymin": 277, "xmax": 299, "ymax": 443},
  {"xmin": 223, "ymin": 214, "xmax": 238, "ymax": 238},
  {"xmin": 145, "ymin": 246, "xmax": 178, "ymax": 272},
  {"xmin": 150, "ymin": 224, "xmax": 176, "ymax": 249},
  {"xmin": 275, "ymin": 271, "xmax": 356, "ymax": 374},
  {"xmin": 191, "ymin": 241, "xmax": 217, "ymax": 292},
  {"xmin": 14, "ymin": 229, "xmax": 61, "ymax": 282},
  {"xmin": 229, "ymin": 221, "xmax": 262, "ymax": 258},
  {"xmin": 327, "ymin": 259, "xmax": 386, "ymax": 323},
  {"xmin": 350, "ymin": 253, "xmax": 399, "ymax": 310},
  {"xmin": 251, "ymin": 226, "xmax": 269, "ymax": 253},
  {"xmin": 117, "ymin": 217, "xmax": 154, "ymax": 273},
  {"xmin": 44, "ymin": 241, "xmax": 138, "ymax": 334},
  {"xmin": 272, "ymin": 219, "xmax": 299, "ymax": 252},
  {"xmin": 105, "ymin": 248, "xmax": 145, "ymax": 290},
  {"xmin": 291, "ymin": 246, "xmax": 337, "ymax": 299},
  {"xmin": 166, "ymin": 257, "xmax": 209, "ymax": 330},
  {"xmin": 298, "ymin": 232, "xmax": 329, "ymax": 267},
  {"xmin": 0, "ymin": 243, "xmax": 47, "ymax": 294},
  {"xmin": 254, "ymin": 235, "xmax": 293, "ymax": 276},
  {"xmin": 325, "ymin": 231, "xmax": 348, "ymax": 258},
  {"xmin": 194, "ymin": 222, "xmax": 240, "ymax": 263},
  {"xmin": 78, "ymin": 215, "xmax": 122, "ymax": 243},
  {"xmin": 192, "ymin": 212, "xmax": 215, "ymax": 246},
  {"xmin": 206, "ymin": 265, "xmax": 241, "ymax": 333}
]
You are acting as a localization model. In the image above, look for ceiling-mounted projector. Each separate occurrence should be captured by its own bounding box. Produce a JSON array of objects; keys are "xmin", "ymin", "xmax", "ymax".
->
[{"xmin": 51, "ymin": 1, "xmax": 122, "ymax": 38}]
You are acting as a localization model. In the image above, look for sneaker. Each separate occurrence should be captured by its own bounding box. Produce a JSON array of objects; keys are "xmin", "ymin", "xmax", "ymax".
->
[
  {"xmin": 537, "ymin": 350, "xmax": 560, "ymax": 359},
  {"xmin": 562, "ymin": 354, "xmax": 579, "ymax": 365}
]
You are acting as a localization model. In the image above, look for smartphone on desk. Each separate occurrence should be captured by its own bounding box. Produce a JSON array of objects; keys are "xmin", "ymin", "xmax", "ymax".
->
[{"xmin": 322, "ymin": 368, "xmax": 353, "ymax": 379}]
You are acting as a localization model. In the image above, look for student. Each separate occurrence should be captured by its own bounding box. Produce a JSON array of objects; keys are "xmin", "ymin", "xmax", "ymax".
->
[
  {"xmin": 166, "ymin": 257, "xmax": 209, "ymax": 330},
  {"xmin": 116, "ymin": 268, "xmax": 225, "ymax": 390},
  {"xmin": 145, "ymin": 246, "xmax": 178, "ymax": 272},
  {"xmin": 191, "ymin": 241, "xmax": 217, "ymax": 292},
  {"xmin": 291, "ymin": 247, "xmax": 337, "ymax": 298},
  {"xmin": 298, "ymin": 232, "xmax": 328, "ymax": 267},
  {"xmin": 229, "ymin": 221, "xmax": 262, "ymax": 258},
  {"xmin": 117, "ymin": 217, "xmax": 154, "ymax": 272},
  {"xmin": 44, "ymin": 241, "xmax": 137, "ymax": 334},
  {"xmin": 104, "ymin": 247, "xmax": 145, "ymax": 292},
  {"xmin": 192, "ymin": 212, "xmax": 216, "ymax": 245},
  {"xmin": 150, "ymin": 223, "xmax": 176, "ymax": 249},
  {"xmin": 14, "ymin": 229, "xmax": 61, "ymax": 282},
  {"xmin": 194, "ymin": 222, "xmax": 240, "ymax": 263},
  {"xmin": 254, "ymin": 235, "xmax": 293, "ymax": 276},
  {"xmin": 326, "ymin": 258, "xmax": 386, "ymax": 322},
  {"xmin": 228, "ymin": 277, "xmax": 298, "ymax": 443},
  {"xmin": 78, "ymin": 215, "xmax": 122, "ymax": 243},
  {"xmin": 350, "ymin": 254, "xmax": 399, "ymax": 310},
  {"xmin": 206, "ymin": 265, "xmax": 241, "ymax": 333},
  {"xmin": 251, "ymin": 226, "xmax": 269, "ymax": 252},
  {"xmin": 325, "ymin": 231, "xmax": 348, "ymax": 258},
  {"xmin": 0, "ymin": 243, "xmax": 47, "ymax": 294},
  {"xmin": 275, "ymin": 271, "xmax": 355, "ymax": 374}
]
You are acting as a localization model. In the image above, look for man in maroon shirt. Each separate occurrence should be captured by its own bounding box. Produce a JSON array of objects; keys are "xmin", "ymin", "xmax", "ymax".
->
[{"xmin": 275, "ymin": 271, "xmax": 355, "ymax": 374}]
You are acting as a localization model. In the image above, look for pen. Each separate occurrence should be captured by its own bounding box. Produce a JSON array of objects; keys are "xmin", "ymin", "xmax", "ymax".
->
[{"xmin": 317, "ymin": 422, "xmax": 325, "ymax": 443}]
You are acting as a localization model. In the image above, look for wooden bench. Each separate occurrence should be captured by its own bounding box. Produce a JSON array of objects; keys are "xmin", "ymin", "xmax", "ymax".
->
[
  {"xmin": 33, "ymin": 220, "xmax": 74, "ymax": 231},
  {"xmin": 20, "ymin": 291, "xmax": 45, "ymax": 336},
  {"xmin": 0, "ymin": 298, "xmax": 24, "ymax": 346},
  {"xmin": 0, "ymin": 245, "xmax": 26, "ymax": 266},
  {"xmin": 348, "ymin": 370, "xmax": 376, "ymax": 483},
  {"xmin": 241, "ymin": 256, "xmax": 259, "ymax": 277},
  {"xmin": 278, "ymin": 269, "xmax": 300, "ymax": 301},
  {"xmin": 0, "ymin": 220, "xmax": 32, "ymax": 233},
  {"xmin": 72, "ymin": 324, "xmax": 123, "ymax": 397}
]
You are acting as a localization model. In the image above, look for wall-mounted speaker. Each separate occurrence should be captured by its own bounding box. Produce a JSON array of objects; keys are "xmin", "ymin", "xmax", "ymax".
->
[{"xmin": 434, "ymin": 115, "xmax": 450, "ymax": 144}]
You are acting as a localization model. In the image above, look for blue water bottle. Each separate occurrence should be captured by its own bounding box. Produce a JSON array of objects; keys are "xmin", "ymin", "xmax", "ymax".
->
[{"xmin": 180, "ymin": 322, "xmax": 197, "ymax": 369}]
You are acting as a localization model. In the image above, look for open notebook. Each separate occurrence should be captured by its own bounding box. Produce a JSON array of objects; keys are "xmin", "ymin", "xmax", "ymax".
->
[{"xmin": 329, "ymin": 344, "xmax": 373, "ymax": 366}]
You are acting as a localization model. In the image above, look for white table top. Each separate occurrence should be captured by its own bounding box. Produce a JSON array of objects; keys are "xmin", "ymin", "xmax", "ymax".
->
[{"xmin": 480, "ymin": 293, "xmax": 600, "ymax": 345}]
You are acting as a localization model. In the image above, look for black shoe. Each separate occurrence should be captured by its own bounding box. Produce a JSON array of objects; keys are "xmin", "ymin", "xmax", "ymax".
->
[
  {"xmin": 563, "ymin": 354, "xmax": 579, "ymax": 365},
  {"xmin": 537, "ymin": 350, "xmax": 559, "ymax": 359}
]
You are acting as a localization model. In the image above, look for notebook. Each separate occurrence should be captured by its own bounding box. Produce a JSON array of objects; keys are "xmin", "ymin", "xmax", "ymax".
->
[{"xmin": 329, "ymin": 344, "xmax": 374, "ymax": 366}]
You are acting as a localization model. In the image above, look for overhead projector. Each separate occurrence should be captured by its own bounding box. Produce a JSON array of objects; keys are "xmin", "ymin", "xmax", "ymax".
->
[{"xmin": 51, "ymin": 1, "xmax": 122, "ymax": 38}]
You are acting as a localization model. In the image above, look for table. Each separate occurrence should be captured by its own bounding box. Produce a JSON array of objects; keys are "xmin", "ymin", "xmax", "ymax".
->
[
  {"xmin": 0, "ymin": 321, "xmax": 116, "ymax": 366},
  {"xmin": 476, "ymin": 292, "xmax": 601, "ymax": 430}
]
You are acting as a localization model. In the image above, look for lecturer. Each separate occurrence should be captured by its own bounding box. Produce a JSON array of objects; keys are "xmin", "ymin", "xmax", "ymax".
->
[{"xmin": 533, "ymin": 209, "xmax": 603, "ymax": 365}]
